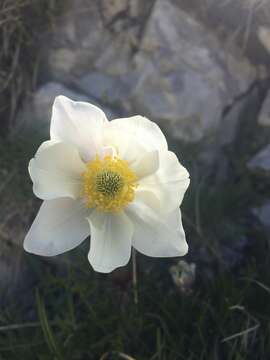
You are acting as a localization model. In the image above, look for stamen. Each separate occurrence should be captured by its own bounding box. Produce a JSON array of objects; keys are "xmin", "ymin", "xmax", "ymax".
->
[
  {"xmin": 95, "ymin": 171, "xmax": 124, "ymax": 197},
  {"xmin": 82, "ymin": 155, "xmax": 138, "ymax": 213}
]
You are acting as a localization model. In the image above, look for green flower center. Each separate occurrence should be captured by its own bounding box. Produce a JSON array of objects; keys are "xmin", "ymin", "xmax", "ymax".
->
[{"xmin": 95, "ymin": 170, "xmax": 124, "ymax": 197}]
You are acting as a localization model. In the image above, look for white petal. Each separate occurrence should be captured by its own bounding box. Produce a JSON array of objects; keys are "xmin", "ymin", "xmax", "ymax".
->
[
  {"xmin": 87, "ymin": 210, "xmax": 133, "ymax": 273},
  {"xmin": 131, "ymin": 150, "xmax": 159, "ymax": 179},
  {"xmin": 29, "ymin": 141, "xmax": 86, "ymax": 200},
  {"xmin": 103, "ymin": 125, "xmax": 146, "ymax": 165},
  {"xmin": 131, "ymin": 190, "xmax": 161, "ymax": 215},
  {"xmin": 24, "ymin": 198, "xmax": 89, "ymax": 256},
  {"xmin": 50, "ymin": 95, "xmax": 108, "ymax": 161},
  {"xmin": 110, "ymin": 115, "xmax": 168, "ymax": 153},
  {"xmin": 139, "ymin": 151, "xmax": 190, "ymax": 213},
  {"xmin": 127, "ymin": 199, "xmax": 188, "ymax": 257}
]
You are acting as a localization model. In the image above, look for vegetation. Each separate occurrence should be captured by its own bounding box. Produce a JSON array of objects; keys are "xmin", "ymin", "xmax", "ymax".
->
[
  {"xmin": 0, "ymin": 128, "xmax": 269, "ymax": 359},
  {"xmin": 0, "ymin": 0, "xmax": 63, "ymax": 134},
  {"xmin": 1, "ymin": 255, "xmax": 270, "ymax": 360}
]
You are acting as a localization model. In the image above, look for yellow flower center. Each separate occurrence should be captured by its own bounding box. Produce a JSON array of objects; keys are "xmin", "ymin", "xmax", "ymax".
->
[{"xmin": 82, "ymin": 155, "xmax": 138, "ymax": 213}]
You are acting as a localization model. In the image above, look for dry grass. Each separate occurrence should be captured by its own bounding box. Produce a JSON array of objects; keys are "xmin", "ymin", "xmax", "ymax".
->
[{"xmin": 0, "ymin": 0, "xmax": 63, "ymax": 135}]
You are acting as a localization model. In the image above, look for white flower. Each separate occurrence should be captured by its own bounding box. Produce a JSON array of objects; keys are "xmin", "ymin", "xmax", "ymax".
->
[{"xmin": 24, "ymin": 96, "xmax": 190, "ymax": 273}]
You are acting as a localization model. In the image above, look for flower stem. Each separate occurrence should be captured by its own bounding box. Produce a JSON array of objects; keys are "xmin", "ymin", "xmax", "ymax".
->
[{"xmin": 132, "ymin": 248, "xmax": 138, "ymax": 305}]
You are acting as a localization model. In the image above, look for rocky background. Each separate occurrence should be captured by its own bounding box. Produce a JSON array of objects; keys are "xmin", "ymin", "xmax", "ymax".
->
[
  {"xmin": 1, "ymin": 1, "xmax": 270, "ymax": 357},
  {"xmin": 4, "ymin": 0, "xmax": 269, "ymax": 271}
]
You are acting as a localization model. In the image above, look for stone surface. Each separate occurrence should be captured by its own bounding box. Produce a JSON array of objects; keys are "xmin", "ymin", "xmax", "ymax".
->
[
  {"xmin": 252, "ymin": 202, "xmax": 270, "ymax": 230},
  {"xmin": 258, "ymin": 90, "xmax": 270, "ymax": 126},
  {"xmin": 46, "ymin": 0, "xmax": 256, "ymax": 144},
  {"xmin": 131, "ymin": 0, "xmax": 256, "ymax": 142},
  {"xmin": 247, "ymin": 144, "xmax": 270, "ymax": 174},
  {"xmin": 76, "ymin": 71, "xmax": 139, "ymax": 115},
  {"xmin": 218, "ymin": 85, "xmax": 261, "ymax": 148},
  {"xmin": 47, "ymin": 0, "xmax": 152, "ymax": 79},
  {"xmin": 100, "ymin": 0, "xmax": 129, "ymax": 22},
  {"xmin": 174, "ymin": 0, "xmax": 270, "ymax": 69},
  {"xmin": 258, "ymin": 26, "xmax": 270, "ymax": 55},
  {"xmin": 48, "ymin": 2, "xmax": 114, "ymax": 79}
]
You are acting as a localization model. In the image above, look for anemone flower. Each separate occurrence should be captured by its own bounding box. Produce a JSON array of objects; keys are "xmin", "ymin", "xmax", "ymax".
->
[{"xmin": 24, "ymin": 96, "xmax": 190, "ymax": 273}]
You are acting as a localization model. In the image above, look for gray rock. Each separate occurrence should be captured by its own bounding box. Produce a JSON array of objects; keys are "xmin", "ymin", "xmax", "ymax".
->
[
  {"xmin": 219, "ymin": 101, "xmax": 246, "ymax": 147},
  {"xmin": 258, "ymin": 91, "xmax": 270, "ymax": 127},
  {"xmin": 247, "ymin": 144, "xmax": 270, "ymax": 174},
  {"xmin": 99, "ymin": 0, "xmax": 129, "ymax": 22},
  {"xmin": 252, "ymin": 202, "xmax": 270, "ymax": 230},
  {"xmin": 132, "ymin": 0, "xmax": 256, "ymax": 142},
  {"xmin": 47, "ymin": 0, "xmax": 148, "ymax": 79},
  {"xmin": 77, "ymin": 71, "xmax": 139, "ymax": 113},
  {"xmin": 48, "ymin": 1, "xmax": 110, "ymax": 79},
  {"xmin": 172, "ymin": 1, "xmax": 270, "ymax": 69},
  {"xmin": 15, "ymin": 82, "xmax": 116, "ymax": 137},
  {"xmin": 46, "ymin": 0, "xmax": 256, "ymax": 145},
  {"xmin": 258, "ymin": 26, "xmax": 270, "ymax": 55},
  {"xmin": 65, "ymin": 0, "xmax": 257, "ymax": 170}
]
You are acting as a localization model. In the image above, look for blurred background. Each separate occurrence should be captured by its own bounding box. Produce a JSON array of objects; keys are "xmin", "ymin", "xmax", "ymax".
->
[{"xmin": 1, "ymin": 0, "xmax": 270, "ymax": 359}]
